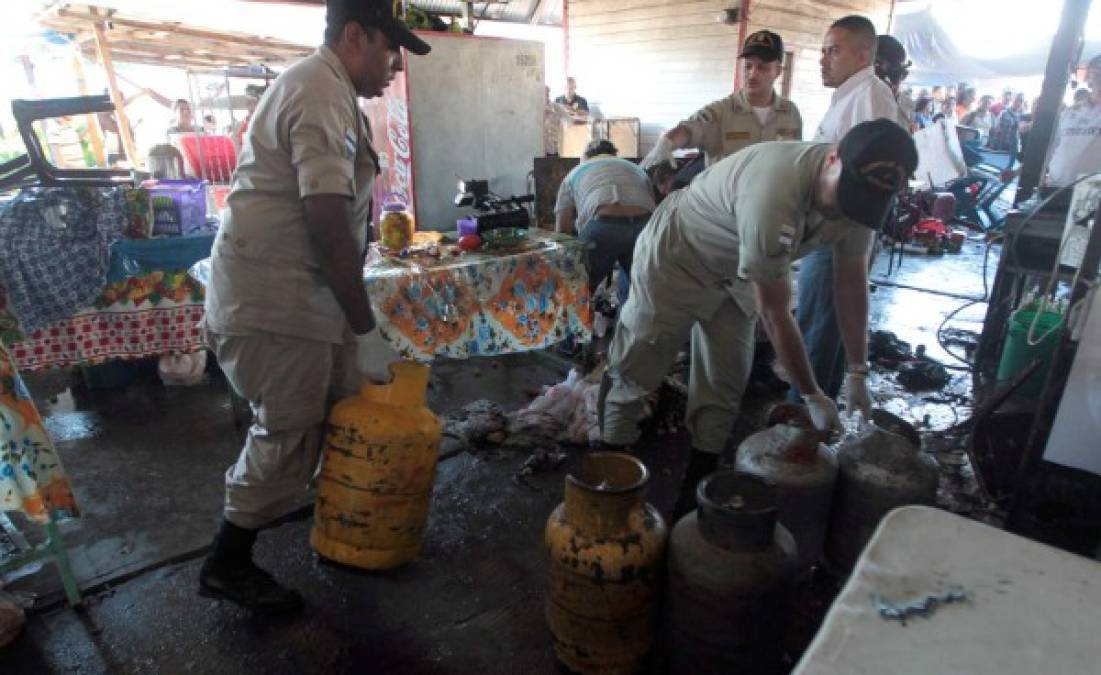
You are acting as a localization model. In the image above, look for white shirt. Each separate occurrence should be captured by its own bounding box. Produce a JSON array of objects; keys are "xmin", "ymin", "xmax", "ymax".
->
[
  {"xmin": 1045, "ymin": 100, "xmax": 1101, "ymax": 187},
  {"xmin": 752, "ymin": 105, "xmax": 771, "ymax": 127},
  {"xmin": 815, "ymin": 66, "xmax": 900, "ymax": 142}
]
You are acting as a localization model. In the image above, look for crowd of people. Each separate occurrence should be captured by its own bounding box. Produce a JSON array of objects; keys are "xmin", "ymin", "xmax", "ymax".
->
[
  {"xmin": 904, "ymin": 51, "xmax": 1101, "ymax": 184},
  {"xmin": 907, "ymin": 83, "xmax": 1035, "ymax": 153}
]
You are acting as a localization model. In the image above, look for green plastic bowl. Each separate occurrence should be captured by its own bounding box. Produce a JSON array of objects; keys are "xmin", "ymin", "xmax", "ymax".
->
[{"xmin": 481, "ymin": 227, "xmax": 528, "ymax": 248}]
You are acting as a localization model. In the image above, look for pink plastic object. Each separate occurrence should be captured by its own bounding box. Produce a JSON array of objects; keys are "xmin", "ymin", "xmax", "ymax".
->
[
  {"xmin": 209, "ymin": 185, "xmax": 232, "ymax": 211},
  {"xmin": 176, "ymin": 134, "xmax": 237, "ymax": 182}
]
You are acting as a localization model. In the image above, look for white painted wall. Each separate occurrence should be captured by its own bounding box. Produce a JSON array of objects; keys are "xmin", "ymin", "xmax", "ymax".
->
[
  {"xmin": 475, "ymin": 21, "xmax": 566, "ymax": 97},
  {"xmin": 566, "ymin": 0, "xmax": 893, "ymax": 152}
]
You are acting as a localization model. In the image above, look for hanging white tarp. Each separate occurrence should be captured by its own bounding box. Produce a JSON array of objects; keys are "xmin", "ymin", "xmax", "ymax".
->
[{"xmin": 893, "ymin": 1, "xmax": 1101, "ymax": 84}]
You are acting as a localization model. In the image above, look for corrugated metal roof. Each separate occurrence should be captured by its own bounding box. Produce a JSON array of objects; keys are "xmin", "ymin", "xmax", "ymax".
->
[{"xmin": 410, "ymin": 0, "xmax": 562, "ymax": 26}]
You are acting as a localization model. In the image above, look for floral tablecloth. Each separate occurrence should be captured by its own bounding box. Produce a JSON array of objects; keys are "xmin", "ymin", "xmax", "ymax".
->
[
  {"xmin": 189, "ymin": 231, "xmax": 592, "ymax": 360},
  {"xmin": 1, "ymin": 235, "xmax": 214, "ymax": 372},
  {"xmin": 366, "ymin": 232, "xmax": 591, "ymax": 359},
  {"xmin": 1, "ymin": 343, "xmax": 78, "ymax": 521}
]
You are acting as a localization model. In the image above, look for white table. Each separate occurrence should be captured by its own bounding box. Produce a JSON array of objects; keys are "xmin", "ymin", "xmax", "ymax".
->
[{"xmin": 795, "ymin": 506, "xmax": 1101, "ymax": 675}]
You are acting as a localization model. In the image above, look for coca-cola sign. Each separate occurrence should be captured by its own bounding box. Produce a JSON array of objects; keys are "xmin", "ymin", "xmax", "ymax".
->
[{"xmin": 363, "ymin": 65, "xmax": 415, "ymax": 232}]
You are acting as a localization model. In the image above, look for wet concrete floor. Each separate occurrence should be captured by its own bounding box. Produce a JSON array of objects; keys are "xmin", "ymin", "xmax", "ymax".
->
[{"xmin": 1, "ymin": 245, "xmax": 994, "ymax": 674}]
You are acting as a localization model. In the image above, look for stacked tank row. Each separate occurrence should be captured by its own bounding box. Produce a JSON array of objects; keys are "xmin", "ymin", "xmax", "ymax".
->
[
  {"xmin": 298, "ymin": 364, "xmax": 936, "ymax": 674},
  {"xmin": 543, "ymin": 407, "xmax": 937, "ymax": 674}
]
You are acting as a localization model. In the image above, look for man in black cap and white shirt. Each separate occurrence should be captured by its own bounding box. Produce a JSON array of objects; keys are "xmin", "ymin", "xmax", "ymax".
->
[
  {"xmin": 602, "ymin": 120, "xmax": 917, "ymax": 517},
  {"xmin": 200, "ymin": 0, "xmax": 430, "ymax": 613},
  {"xmin": 641, "ymin": 29, "xmax": 803, "ymax": 170}
]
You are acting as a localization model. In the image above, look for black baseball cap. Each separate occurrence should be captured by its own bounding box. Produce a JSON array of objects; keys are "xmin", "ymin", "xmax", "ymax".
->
[
  {"xmin": 327, "ymin": 0, "xmax": 431, "ymax": 56},
  {"xmin": 739, "ymin": 30, "xmax": 784, "ymax": 62},
  {"xmin": 837, "ymin": 119, "xmax": 918, "ymax": 229}
]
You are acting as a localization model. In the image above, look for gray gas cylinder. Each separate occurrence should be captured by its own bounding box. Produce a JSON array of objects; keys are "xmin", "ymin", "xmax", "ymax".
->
[
  {"xmin": 667, "ymin": 471, "xmax": 799, "ymax": 675},
  {"xmin": 825, "ymin": 414, "xmax": 938, "ymax": 573},
  {"xmin": 736, "ymin": 422, "xmax": 838, "ymax": 571}
]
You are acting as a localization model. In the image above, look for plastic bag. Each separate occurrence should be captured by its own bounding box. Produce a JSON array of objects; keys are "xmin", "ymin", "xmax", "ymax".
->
[
  {"xmin": 158, "ymin": 351, "xmax": 207, "ymax": 387},
  {"xmin": 511, "ymin": 367, "xmax": 604, "ymax": 445}
]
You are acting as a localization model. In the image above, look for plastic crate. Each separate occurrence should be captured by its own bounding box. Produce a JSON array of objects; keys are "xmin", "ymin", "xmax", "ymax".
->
[
  {"xmin": 176, "ymin": 134, "xmax": 237, "ymax": 183},
  {"xmin": 146, "ymin": 179, "xmax": 207, "ymax": 236}
]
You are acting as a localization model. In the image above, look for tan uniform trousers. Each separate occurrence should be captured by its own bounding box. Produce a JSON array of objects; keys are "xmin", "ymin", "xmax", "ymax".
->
[
  {"xmin": 602, "ymin": 218, "xmax": 758, "ymax": 455},
  {"xmin": 205, "ymin": 328, "xmax": 360, "ymax": 529}
]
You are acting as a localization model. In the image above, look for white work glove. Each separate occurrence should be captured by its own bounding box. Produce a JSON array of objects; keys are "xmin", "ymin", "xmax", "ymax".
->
[
  {"xmin": 639, "ymin": 136, "xmax": 675, "ymax": 171},
  {"xmin": 354, "ymin": 328, "xmax": 401, "ymax": 384},
  {"xmin": 842, "ymin": 371, "xmax": 873, "ymax": 421},
  {"xmin": 804, "ymin": 391, "xmax": 842, "ymax": 437}
]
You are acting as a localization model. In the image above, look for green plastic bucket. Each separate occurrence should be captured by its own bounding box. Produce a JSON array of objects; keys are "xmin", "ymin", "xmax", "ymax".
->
[{"xmin": 996, "ymin": 309, "xmax": 1064, "ymax": 397}]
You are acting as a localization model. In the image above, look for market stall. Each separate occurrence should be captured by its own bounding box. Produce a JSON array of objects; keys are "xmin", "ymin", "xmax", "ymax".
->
[
  {"xmin": 1, "ymin": 234, "xmax": 212, "ymax": 371},
  {"xmin": 36, "ymin": 2, "xmax": 311, "ymax": 169},
  {"xmin": 0, "ymin": 5, "xmax": 315, "ymax": 374}
]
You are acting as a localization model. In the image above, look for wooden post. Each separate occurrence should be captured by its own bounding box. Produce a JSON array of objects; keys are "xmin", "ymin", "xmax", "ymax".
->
[
  {"xmin": 90, "ymin": 9, "xmax": 140, "ymax": 167},
  {"xmin": 734, "ymin": 0, "xmax": 752, "ymax": 91},
  {"xmin": 526, "ymin": 0, "xmax": 546, "ymax": 24},
  {"xmin": 70, "ymin": 53, "xmax": 107, "ymax": 167},
  {"xmin": 562, "ymin": 1, "xmax": 569, "ymax": 77},
  {"xmin": 1014, "ymin": 0, "xmax": 1093, "ymax": 204}
]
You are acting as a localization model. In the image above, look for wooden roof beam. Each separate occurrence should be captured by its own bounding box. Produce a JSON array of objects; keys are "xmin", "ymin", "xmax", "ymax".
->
[
  {"xmin": 79, "ymin": 46, "xmax": 252, "ymax": 70},
  {"xmin": 96, "ymin": 39, "xmax": 303, "ymax": 62},
  {"xmin": 43, "ymin": 24, "xmax": 308, "ymax": 63},
  {"xmin": 54, "ymin": 5, "xmax": 308, "ymax": 53},
  {"xmin": 90, "ymin": 7, "xmax": 140, "ymax": 167}
]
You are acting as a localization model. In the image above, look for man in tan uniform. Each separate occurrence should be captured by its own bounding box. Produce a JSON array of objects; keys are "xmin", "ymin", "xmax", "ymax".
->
[
  {"xmin": 641, "ymin": 30, "xmax": 802, "ymax": 171},
  {"xmin": 603, "ymin": 120, "xmax": 917, "ymax": 517},
  {"xmin": 642, "ymin": 30, "xmax": 802, "ymax": 398},
  {"xmin": 199, "ymin": 0, "xmax": 429, "ymax": 613}
]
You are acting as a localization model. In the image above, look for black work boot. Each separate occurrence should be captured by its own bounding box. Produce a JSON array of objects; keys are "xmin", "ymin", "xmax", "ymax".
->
[
  {"xmin": 671, "ymin": 449, "xmax": 719, "ymax": 521},
  {"xmin": 198, "ymin": 520, "xmax": 303, "ymax": 614}
]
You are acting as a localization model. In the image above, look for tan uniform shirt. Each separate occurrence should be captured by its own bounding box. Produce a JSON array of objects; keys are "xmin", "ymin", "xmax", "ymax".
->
[
  {"xmin": 653, "ymin": 142, "xmax": 872, "ymax": 292},
  {"xmin": 680, "ymin": 90, "xmax": 803, "ymax": 167},
  {"xmin": 205, "ymin": 46, "xmax": 379, "ymax": 344}
]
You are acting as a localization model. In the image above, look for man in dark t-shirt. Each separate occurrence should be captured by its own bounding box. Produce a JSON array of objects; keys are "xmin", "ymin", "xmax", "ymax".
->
[{"xmin": 555, "ymin": 76, "xmax": 589, "ymax": 114}]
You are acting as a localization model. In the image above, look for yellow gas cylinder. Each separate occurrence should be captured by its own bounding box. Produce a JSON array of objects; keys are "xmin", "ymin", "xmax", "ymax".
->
[
  {"xmin": 310, "ymin": 361, "xmax": 441, "ymax": 570},
  {"xmin": 544, "ymin": 452, "xmax": 667, "ymax": 674}
]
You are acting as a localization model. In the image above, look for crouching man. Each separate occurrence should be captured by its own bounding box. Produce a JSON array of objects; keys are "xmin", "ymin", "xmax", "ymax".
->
[{"xmin": 600, "ymin": 119, "xmax": 917, "ymax": 517}]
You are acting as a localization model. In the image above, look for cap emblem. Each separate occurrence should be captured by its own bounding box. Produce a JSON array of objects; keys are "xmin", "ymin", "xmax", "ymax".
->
[{"xmin": 859, "ymin": 160, "xmax": 906, "ymax": 192}]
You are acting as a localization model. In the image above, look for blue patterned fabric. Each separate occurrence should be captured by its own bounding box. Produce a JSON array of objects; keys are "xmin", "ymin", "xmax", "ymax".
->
[{"xmin": 0, "ymin": 187, "xmax": 126, "ymax": 333}]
